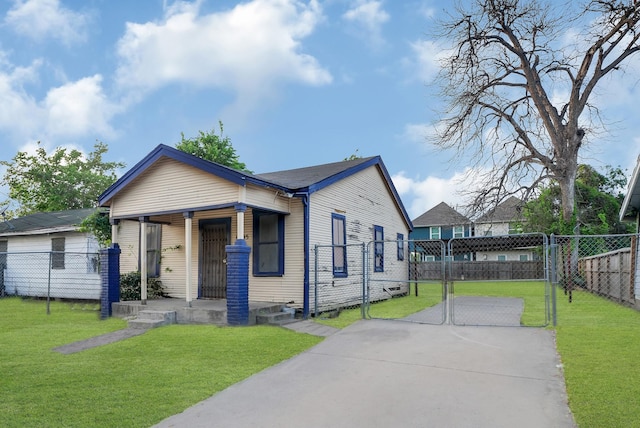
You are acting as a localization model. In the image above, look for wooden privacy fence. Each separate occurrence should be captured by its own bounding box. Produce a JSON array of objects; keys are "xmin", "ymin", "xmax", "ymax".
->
[
  {"xmin": 578, "ymin": 247, "xmax": 634, "ymax": 303},
  {"xmin": 412, "ymin": 260, "xmax": 544, "ymax": 281}
]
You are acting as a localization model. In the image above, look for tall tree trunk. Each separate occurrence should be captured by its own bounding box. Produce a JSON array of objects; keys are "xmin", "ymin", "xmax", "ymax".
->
[{"xmin": 558, "ymin": 160, "xmax": 578, "ymax": 224}]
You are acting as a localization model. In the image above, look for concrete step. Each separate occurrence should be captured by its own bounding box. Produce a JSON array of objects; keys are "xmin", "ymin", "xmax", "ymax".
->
[
  {"xmin": 128, "ymin": 310, "xmax": 176, "ymax": 329},
  {"xmin": 256, "ymin": 311, "xmax": 295, "ymax": 326}
]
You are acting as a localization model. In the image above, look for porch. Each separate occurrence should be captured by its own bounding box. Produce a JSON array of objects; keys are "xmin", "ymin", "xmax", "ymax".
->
[{"xmin": 112, "ymin": 298, "xmax": 296, "ymax": 326}]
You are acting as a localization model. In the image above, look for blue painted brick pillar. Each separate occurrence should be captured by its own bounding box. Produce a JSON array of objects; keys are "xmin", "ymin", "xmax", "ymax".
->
[
  {"xmin": 100, "ymin": 243, "xmax": 121, "ymax": 320},
  {"xmin": 226, "ymin": 239, "xmax": 250, "ymax": 325}
]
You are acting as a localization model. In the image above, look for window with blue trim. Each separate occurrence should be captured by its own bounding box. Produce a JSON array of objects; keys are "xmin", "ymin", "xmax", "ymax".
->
[
  {"xmin": 253, "ymin": 211, "xmax": 284, "ymax": 276},
  {"xmin": 374, "ymin": 225, "xmax": 384, "ymax": 272},
  {"xmin": 332, "ymin": 213, "xmax": 347, "ymax": 277},
  {"xmin": 397, "ymin": 233, "xmax": 404, "ymax": 261}
]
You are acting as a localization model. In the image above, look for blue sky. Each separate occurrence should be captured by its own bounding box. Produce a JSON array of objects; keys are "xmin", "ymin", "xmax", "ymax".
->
[{"xmin": 0, "ymin": 0, "xmax": 638, "ymax": 219}]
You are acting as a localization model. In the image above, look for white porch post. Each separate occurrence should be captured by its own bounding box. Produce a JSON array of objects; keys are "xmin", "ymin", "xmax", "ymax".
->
[
  {"xmin": 110, "ymin": 219, "xmax": 119, "ymax": 245},
  {"xmin": 184, "ymin": 211, "xmax": 193, "ymax": 307},
  {"xmin": 139, "ymin": 217, "xmax": 148, "ymax": 304},
  {"xmin": 237, "ymin": 186, "xmax": 246, "ymax": 241}
]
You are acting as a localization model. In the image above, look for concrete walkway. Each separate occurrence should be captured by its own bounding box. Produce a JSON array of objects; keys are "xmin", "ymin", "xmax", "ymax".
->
[{"xmin": 154, "ymin": 319, "xmax": 576, "ymax": 428}]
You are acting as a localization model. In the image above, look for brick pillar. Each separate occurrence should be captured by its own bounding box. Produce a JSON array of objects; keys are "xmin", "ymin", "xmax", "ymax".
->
[
  {"xmin": 226, "ymin": 239, "xmax": 250, "ymax": 325},
  {"xmin": 100, "ymin": 243, "xmax": 121, "ymax": 320}
]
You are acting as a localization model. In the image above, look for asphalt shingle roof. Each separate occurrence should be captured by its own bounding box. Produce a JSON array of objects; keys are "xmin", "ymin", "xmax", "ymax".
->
[
  {"xmin": 475, "ymin": 196, "xmax": 524, "ymax": 223},
  {"xmin": 255, "ymin": 156, "xmax": 377, "ymax": 190},
  {"xmin": 412, "ymin": 202, "xmax": 471, "ymax": 227},
  {"xmin": 0, "ymin": 208, "xmax": 98, "ymax": 235}
]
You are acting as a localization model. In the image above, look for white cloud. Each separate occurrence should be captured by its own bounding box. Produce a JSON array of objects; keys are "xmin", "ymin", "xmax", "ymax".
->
[
  {"xmin": 5, "ymin": 0, "xmax": 90, "ymax": 46},
  {"xmin": 405, "ymin": 39, "xmax": 444, "ymax": 83},
  {"xmin": 44, "ymin": 75, "xmax": 119, "ymax": 138},
  {"xmin": 115, "ymin": 0, "xmax": 331, "ymax": 109},
  {"xmin": 0, "ymin": 53, "xmax": 119, "ymax": 143},
  {"xmin": 392, "ymin": 169, "xmax": 473, "ymax": 219},
  {"xmin": 342, "ymin": 1, "xmax": 389, "ymax": 49}
]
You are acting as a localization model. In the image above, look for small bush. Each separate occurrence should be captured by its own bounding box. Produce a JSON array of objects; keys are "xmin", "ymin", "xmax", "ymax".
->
[{"xmin": 120, "ymin": 271, "xmax": 166, "ymax": 301}]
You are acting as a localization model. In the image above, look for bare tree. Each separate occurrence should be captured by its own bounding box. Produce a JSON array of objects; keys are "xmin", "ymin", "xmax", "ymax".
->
[{"xmin": 431, "ymin": 0, "xmax": 640, "ymax": 222}]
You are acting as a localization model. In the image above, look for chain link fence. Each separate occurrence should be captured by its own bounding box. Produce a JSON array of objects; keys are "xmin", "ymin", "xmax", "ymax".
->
[
  {"xmin": 551, "ymin": 234, "xmax": 637, "ymax": 306},
  {"xmin": 0, "ymin": 251, "xmax": 101, "ymax": 303},
  {"xmin": 367, "ymin": 239, "xmax": 447, "ymax": 324},
  {"xmin": 447, "ymin": 233, "xmax": 550, "ymax": 327},
  {"xmin": 311, "ymin": 243, "xmax": 366, "ymax": 317}
]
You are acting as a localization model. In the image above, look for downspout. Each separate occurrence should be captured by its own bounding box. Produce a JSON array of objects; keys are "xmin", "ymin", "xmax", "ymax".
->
[{"xmin": 300, "ymin": 192, "xmax": 310, "ymax": 319}]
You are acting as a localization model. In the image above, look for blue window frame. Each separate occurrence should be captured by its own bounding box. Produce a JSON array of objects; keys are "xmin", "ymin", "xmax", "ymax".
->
[
  {"xmin": 374, "ymin": 225, "xmax": 384, "ymax": 272},
  {"xmin": 253, "ymin": 211, "xmax": 284, "ymax": 276},
  {"xmin": 397, "ymin": 233, "xmax": 404, "ymax": 261},
  {"xmin": 332, "ymin": 213, "xmax": 347, "ymax": 277}
]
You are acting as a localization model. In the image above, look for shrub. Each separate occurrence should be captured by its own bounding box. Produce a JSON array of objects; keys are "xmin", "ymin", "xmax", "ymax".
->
[{"xmin": 120, "ymin": 271, "xmax": 166, "ymax": 301}]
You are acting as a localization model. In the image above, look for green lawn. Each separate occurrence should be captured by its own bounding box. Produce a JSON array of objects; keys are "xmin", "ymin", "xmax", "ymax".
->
[
  {"xmin": 4, "ymin": 287, "xmax": 640, "ymax": 428},
  {"xmin": 0, "ymin": 298, "xmax": 322, "ymax": 428},
  {"xmin": 555, "ymin": 290, "xmax": 640, "ymax": 428}
]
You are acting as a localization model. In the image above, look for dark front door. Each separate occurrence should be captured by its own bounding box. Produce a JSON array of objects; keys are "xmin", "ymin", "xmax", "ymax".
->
[{"xmin": 200, "ymin": 222, "xmax": 229, "ymax": 298}]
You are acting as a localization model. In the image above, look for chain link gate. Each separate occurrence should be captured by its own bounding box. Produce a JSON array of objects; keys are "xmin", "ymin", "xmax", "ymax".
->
[
  {"xmin": 365, "ymin": 239, "xmax": 447, "ymax": 324},
  {"xmin": 448, "ymin": 233, "xmax": 550, "ymax": 326}
]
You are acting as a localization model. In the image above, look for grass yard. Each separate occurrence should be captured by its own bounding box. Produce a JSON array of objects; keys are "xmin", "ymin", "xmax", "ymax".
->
[
  {"xmin": 555, "ymin": 290, "xmax": 640, "ymax": 428},
  {"xmin": 0, "ymin": 297, "xmax": 322, "ymax": 428}
]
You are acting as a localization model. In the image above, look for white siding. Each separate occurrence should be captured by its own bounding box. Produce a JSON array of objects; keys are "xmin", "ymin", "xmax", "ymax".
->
[
  {"xmin": 308, "ymin": 165, "xmax": 410, "ymax": 310},
  {"xmin": 110, "ymin": 157, "xmax": 239, "ymax": 217},
  {"xmin": 2, "ymin": 232, "xmax": 101, "ymax": 299}
]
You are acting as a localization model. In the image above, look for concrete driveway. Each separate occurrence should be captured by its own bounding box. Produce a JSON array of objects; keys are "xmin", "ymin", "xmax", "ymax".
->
[{"xmin": 154, "ymin": 319, "xmax": 575, "ymax": 428}]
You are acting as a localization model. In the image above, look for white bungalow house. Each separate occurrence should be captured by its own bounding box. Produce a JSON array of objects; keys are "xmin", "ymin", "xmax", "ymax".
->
[
  {"xmin": 0, "ymin": 208, "xmax": 102, "ymax": 299},
  {"xmin": 98, "ymin": 144, "xmax": 412, "ymax": 318}
]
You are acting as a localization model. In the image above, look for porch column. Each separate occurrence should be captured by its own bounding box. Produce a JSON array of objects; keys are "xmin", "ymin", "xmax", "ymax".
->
[
  {"xmin": 184, "ymin": 211, "xmax": 194, "ymax": 307},
  {"xmin": 227, "ymin": 202, "xmax": 250, "ymax": 325},
  {"xmin": 139, "ymin": 217, "xmax": 148, "ymax": 305},
  {"xmin": 226, "ymin": 239, "xmax": 250, "ymax": 325},
  {"xmin": 235, "ymin": 203, "xmax": 246, "ymax": 241},
  {"xmin": 110, "ymin": 219, "xmax": 119, "ymax": 245}
]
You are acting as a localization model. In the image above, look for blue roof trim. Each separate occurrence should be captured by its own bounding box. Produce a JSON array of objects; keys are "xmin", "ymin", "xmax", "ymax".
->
[
  {"xmin": 99, "ymin": 144, "xmax": 289, "ymax": 206},
  {"xmin": 306, "ymin": 156, "xmax": 413, "ymax": 231}
]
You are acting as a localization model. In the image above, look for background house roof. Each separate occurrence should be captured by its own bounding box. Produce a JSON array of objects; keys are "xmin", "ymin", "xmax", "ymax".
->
[
  {"xmin": 0, "ymin": 208, "xmax": 98, "ymax": 236},
  {"xmin": 475, "ymin": 196, "xmax": 524, "ymax": 223},
  {"xmin": 412, "ymin": 202, "xmax": 470, "ymax": 227}
]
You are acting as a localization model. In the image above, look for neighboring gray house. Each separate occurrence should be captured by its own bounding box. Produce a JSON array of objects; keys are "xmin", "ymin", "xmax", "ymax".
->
[
  {"xmin": 0, "ymin": 208, "xmax": 102, "ymax": 299},
  {"xmin": 473, "ymin": 196, "xmax": 536, "ymax": 261}
]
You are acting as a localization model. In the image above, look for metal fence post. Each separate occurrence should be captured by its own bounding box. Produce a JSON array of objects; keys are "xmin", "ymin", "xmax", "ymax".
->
[
  {"xmin": 46, "ymin": 251, "xmax": 52, "ymax": 315},
  {"xmin": 314, "ymin": 245, "xmax": 319, "ymax": 318}
]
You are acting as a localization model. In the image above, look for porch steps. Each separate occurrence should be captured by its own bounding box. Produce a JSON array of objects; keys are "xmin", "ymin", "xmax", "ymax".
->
[
  {"xmin": 128, "ymin": 310, "xmax": 177, "ymax": 329},
  {"xmin": 255, "ymin": 307, "xmax": 296, "ymax": 326}
]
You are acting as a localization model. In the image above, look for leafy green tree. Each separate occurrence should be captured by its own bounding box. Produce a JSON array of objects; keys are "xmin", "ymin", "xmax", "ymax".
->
[
  {"xmin": 344, "ymin": 149, "xmax": 361, "ymax": 161},
  {"xmin": 79, "ymin": 209, "xmax": 112, "ymax": 247},
  {"xmin": 1, "ymin": 141, "xmax": 125, "ymax": 217},
  {"xmin": 176, "ymin": 121, "xmax": 251, "ymax": 173},
  {"xmin": 523, "ymin": 165, "xmax": 633, "ymax": 235}
]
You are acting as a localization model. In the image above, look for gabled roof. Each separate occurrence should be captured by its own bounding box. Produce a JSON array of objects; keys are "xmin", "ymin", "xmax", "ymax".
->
[
  {"xmin": 619, "ymin": 154, "xmax": 640, "ymax": 221},
  {"xmin": 98, "ymin": 145, "xmax": 412, "ymax": 229},
  {"xmin": 255, "ymin": 156, "xmax": 377, "ymax": 191},
  {"xmin": 475, "ymin": 196, "xmax": 524, "ymax": 223},
  {"xmin": 412, "ymin": 202, "xmax": 470, "ymax": 227},
  {"xmin": 0, "ymin": 208, "xmax": 98, "ymax": 236}
]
